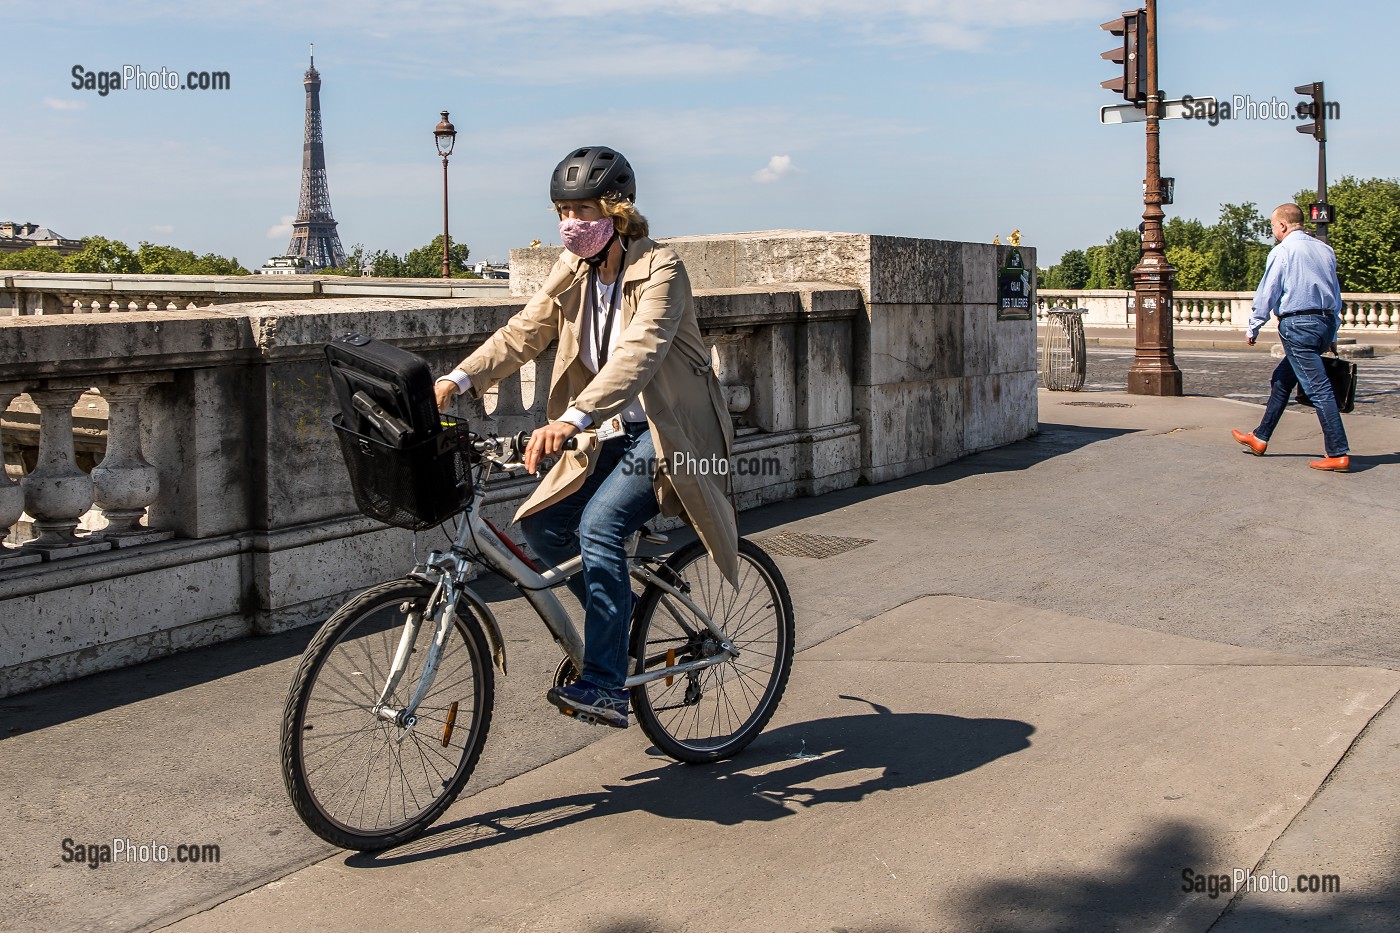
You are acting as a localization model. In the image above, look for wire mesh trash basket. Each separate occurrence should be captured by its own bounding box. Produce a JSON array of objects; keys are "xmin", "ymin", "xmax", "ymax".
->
[{"xmin": 1040, "ymin": 308, "xmax": 1088, "ymax": 391}]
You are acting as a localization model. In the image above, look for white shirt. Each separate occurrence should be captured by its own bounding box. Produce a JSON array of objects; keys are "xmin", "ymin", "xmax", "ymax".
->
[{"xmin": 570, "ymin": 274, "xmax": 647, "ymax": 427}]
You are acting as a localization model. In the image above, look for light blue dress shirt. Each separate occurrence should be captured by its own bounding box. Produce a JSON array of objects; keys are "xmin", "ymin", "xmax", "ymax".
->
[{"xmin": 1246, "ymin": 230, "xmax": 1342, "ymax": 341}]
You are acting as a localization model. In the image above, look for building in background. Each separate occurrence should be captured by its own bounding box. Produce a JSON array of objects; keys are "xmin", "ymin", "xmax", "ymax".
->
[
  {"xmin": 256, "ymin": 255, "xmax": 311, "ymax": 275},
  {"xmin": 0, "ymin": 222, "xmax": 81, "ymax": 256}
]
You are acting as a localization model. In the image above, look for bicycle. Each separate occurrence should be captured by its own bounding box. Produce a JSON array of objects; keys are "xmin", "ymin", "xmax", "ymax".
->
[{"xmin": 281, "ymin": 418, "xmax": 794, "ymax": 851}]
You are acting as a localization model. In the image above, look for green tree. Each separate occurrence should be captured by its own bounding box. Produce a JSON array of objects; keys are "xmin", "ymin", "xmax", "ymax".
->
[
  {"xmin": 1206, "ymin": 202, "xmax": 1271, "ymax": 290},
  {"xmin": 323, "ymin": 243, "xmax": 369, "ymax": 277},
  {"xmin": 64, "ymin": 236, "xmax": 141, "ymax": 274},
  {"xmin": 1043, "ymin": 248, "xmax": 1090, "ymax": 289},
  {"xmin": 1166, "ymin": 245, "xmax": 1212, "ymax": 290},
  {"xmin": 1, "ymin": 245, "xmax": 67, "ymax": 272},
  {"xmin": 137, "ymin": 242, "xmax": 248, "ymax": 275},
  {"xmin": 368, "ymin": 249, "xmax": 406, "ymax": 278},
  {"xmin": 1085, "ymin": 228, "xmax": 1140, "ymax": 289},
  {"xmin": 1163, "ymin": 216, "xmax": 1210, "ymax": 256},
  {"xmin": 1295, "ymin": 176, "xmax": 1400, "ymax": 292},
  {"xmin": 188, "ymin": 252, "xmax": 248, "ymax": 275},
  {"xmin": 401, "ymin": 235, "xmax": 473, "ymax": 278}
]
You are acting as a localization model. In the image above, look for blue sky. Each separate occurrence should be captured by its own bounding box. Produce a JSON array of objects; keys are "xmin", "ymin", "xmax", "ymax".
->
[{"xmin": 4, "ymin": 1, "xmax": 1395, "ymax": 269}]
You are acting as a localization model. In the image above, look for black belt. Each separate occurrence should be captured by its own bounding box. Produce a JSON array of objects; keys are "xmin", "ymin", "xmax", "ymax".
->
[{"xmin": 1279, "ymin": 310, "xmax": 1329, "ymax": 318}]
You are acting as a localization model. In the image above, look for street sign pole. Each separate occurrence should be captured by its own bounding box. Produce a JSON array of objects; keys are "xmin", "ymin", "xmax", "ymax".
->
[{"xmin": 1126, "ymin": 0, "xmax": 1183, "ymax": 397}]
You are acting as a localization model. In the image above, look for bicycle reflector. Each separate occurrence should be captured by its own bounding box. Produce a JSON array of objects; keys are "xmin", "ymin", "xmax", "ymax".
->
[{"xmin": 442, "ymin": 701, "xmax": 458, "ymax": 748}]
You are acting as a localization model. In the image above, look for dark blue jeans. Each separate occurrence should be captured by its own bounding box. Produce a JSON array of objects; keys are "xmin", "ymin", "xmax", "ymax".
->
[
  {"xmin": 1254, "ymin": 314, "xmax": 1349, "ymax": 457},
  {"xmin": 520, "ymin": 423, "xmax": 660, "ymax": 693}
]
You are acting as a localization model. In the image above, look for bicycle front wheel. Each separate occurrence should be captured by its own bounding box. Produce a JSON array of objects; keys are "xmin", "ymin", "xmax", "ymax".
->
[
  {"xmin": 630, "ymin": 537, "xmax": 794, "ymax": 763},
  {"xmin": 281, "ymin": 578, "xmax": 494, "ymax": 850}
]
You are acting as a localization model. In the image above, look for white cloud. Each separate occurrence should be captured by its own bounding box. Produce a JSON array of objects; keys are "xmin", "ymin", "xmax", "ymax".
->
[
  {"xmin": 152, "ymin": 224, "xmax": 175, "ymax": 233},
  {"xmin": 753, "ymin": 155, "xmax": 794, "ymax": 183},
  {"xmin": 43, "ymin": 97, "xmax": 85, "ymax": 111},
  {"xmin": 266, "ymin": 215, "xmax": 294, "ymax": 239}
]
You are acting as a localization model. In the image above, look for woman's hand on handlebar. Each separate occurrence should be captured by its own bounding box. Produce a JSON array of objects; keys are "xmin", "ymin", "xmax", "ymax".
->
[
  {"xmin": 525, "ymin": 421, "xmax": 580, "ymax": 474},
  {"xmin": 434, "ymin": 380, "xmax": 457, "ymax": 413}
]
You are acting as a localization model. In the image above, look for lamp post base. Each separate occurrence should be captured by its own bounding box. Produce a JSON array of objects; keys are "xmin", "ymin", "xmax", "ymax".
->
[{"xmin": 1127, "ymin": 364, "xmax": 1183, "ymax": 396}]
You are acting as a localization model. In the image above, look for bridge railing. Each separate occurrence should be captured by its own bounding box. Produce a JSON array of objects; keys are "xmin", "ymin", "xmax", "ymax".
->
[
  {"xmin": 1037, "ymin": 289, "xmax": 1400, "ymax": 333},
  {"xmin": 0, "ymin": 271, "xmax": 510, "ymax": 316},
  {"xmin": 0, "ymin": 285, "xmax": 863, "ymax": 695}
]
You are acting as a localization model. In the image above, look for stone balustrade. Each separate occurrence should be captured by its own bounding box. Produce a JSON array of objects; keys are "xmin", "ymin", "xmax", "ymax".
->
[
  {"xmin": 0, "ymin": 285, "xmax": 867, "ymax": 695},
  {"xmin": 1038, "ymin": 289, "xmax": 1400, "ymax": 333},
  {"xmin": 0, "ymin": 271, "xmax": 510, "ymax": 316},
  {"xmin": 1, "ymin": 230, "xmax": 1037, "ymax": 697}
]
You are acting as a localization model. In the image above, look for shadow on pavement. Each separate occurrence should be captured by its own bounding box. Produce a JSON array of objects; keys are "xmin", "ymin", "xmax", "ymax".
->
[
  {"xmin": 735, "ymin": 422, "xmax": 1134, "ymax": 537},
  {"xmin": 1344, "ymin": 451, "xmax": 1400, "ymax": 473},
  {"xmin": 346, "ymin": 696, "xmax": 1034, "ymax": 868},
  {"xmin": 0, "ymin": 624, "xmax": 317, "ymax": 737},
  {"xmin": 942, "ymin": 818, "xmax": 1400, "ymax": 933}
]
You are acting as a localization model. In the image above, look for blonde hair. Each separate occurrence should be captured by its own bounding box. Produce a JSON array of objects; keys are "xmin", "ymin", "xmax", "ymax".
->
[{"xmin": 600, "ymin": 196, "xmax": 650, "ymax": 239}]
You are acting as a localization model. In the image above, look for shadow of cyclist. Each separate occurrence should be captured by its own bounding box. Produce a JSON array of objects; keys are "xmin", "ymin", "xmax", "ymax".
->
[{"xmin": 349, "ymin": 696, "xmax": 1034, "ymax": 867}]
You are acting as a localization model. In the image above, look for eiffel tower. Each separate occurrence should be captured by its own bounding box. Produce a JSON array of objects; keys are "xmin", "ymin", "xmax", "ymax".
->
[{"xmin": 285, "ymin": 46, "xmax": 345, "ymax": 271}]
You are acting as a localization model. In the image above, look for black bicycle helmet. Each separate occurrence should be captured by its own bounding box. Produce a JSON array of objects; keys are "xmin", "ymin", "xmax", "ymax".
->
[{"xmin": 550, "ymin": 146, "xmax": 636, "ymax": 203}]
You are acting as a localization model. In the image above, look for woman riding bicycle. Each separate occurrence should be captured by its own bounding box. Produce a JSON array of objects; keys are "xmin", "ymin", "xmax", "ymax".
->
[{"xmin": 434, "ymin": 145, "xmax": 738, "ymax": 729}]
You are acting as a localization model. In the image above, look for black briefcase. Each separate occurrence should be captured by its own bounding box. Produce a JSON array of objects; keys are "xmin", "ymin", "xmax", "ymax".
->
[
  {"xmin": 1295, "ymin": 354, "xmax": 1358, "ymax": 414},
  {"xmin": 325, "ymin": 333, "xmax": 442, "ymax": 448}
]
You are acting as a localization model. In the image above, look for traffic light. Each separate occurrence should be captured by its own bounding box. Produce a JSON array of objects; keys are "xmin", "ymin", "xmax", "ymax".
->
[
  {"xmin": 1309, "ymin": 203, "xmax": 1335, "ymax": 224},
  {"xmin": 1101, "ymin": 10, "xmax": 1147, "ymax": 103},
  {"xmin": 1295, "ymin": 81, "xmax": 1326, "ymax": 141}
]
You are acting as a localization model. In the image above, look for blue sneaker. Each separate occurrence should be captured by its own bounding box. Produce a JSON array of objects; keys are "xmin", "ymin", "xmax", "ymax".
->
[{"xmin": 547, "ymin": 679, "xmax": 629, "ymax": 729}]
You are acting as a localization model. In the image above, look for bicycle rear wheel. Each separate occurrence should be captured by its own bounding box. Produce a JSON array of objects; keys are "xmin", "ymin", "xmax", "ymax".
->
[
  {"xmin": 281, "ymin": 578, "xmax": 494, "ymax": 850},
  {"xmin": 630, "ymin": 537, "xmax": 794, "ymax": 763}
]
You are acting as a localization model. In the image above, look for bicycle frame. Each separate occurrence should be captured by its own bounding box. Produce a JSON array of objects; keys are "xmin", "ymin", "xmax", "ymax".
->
[{"xmin": 373, "ymin": 440, "xmax": 740, "ymax": 728}]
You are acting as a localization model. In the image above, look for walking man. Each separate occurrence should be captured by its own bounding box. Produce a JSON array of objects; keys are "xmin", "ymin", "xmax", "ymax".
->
[{"xmin": 1231, "ymin": 203, "xmax": 1350, "ymax": 471}]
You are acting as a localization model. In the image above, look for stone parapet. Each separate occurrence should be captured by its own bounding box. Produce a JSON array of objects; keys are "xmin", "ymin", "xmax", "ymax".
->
[
  {"xmin": 3, "ymin": 230, "xmax": 1037, "ymax": 695},
  {"xmin": 516, "ymin": 230, "xmax": 1039, "ymax": 482},
  {"xmin": 0, "ymin": 282, "xmax": 868, "ymax": 695}
]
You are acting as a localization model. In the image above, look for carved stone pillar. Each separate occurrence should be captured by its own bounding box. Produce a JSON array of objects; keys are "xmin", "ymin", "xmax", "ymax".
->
[
  {"xmin": 20, "ymin": 383, "xmax": 111, "ymax": 558},
  {"xmin": 706, "ymin": 332, "xmax": 752, "ymax": 419},
  {"xmin": 490, "ymin": 368, "xmax": 533, "ymax": 435},
  {"xmin": 0, "ymin": 386, "xmax": 42, "ymax": 567},
  {"xmin": 92, "ymin": 376, "xmax": 174, "ymax": 547}
]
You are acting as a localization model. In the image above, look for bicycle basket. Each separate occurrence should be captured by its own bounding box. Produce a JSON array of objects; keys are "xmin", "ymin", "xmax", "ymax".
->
[{"xmin": 331, "ymin": 413, "xmax": 473, "ymax": 530}]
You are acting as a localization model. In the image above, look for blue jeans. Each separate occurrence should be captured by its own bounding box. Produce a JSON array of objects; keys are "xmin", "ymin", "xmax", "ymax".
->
[
  {"xmin": 520, "ymin": 423, "xmax": 660, "ymax": 693},
  {"xmin": 1254, "ymin": 314, "xmax": 1349, "ymax": 457}
]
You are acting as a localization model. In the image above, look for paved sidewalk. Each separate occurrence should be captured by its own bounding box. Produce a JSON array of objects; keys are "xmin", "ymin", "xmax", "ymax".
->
[{"xmin": 4, "ymin": 390, "xmax": 1399, "ymax": 932}]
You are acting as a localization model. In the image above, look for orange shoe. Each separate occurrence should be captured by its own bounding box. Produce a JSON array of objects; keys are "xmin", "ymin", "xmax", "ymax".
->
[
  {"xmin": 1309, "ymin": 455, "xmax": 1350, "ymax": 472},
  {"xmin": 1232, "ymin": 430, "xmax": 1267, "ymax": 456}
]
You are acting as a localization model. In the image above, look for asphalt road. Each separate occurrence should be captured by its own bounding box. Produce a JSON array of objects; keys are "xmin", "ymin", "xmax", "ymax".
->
[{"xmin": 1077, "ymin": 347, "xmax": 1400, "ymax": 420}]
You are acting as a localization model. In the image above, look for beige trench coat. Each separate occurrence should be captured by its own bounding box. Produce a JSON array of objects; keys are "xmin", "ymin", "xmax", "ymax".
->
[{"xmin": 455, "ymin": 237, "xmax": 739, "ymax": 586}]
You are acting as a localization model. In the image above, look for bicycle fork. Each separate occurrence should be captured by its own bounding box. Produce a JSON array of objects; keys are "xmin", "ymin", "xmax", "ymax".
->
[{"xmin": 372, "ymin": 577, "xmax": 458, "ymax": 737}]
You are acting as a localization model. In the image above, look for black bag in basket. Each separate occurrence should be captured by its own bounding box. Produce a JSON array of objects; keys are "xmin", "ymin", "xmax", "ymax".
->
[
  {"xmin": 332, "ymin": 414, "xmax": 472, "ymax": 530},
  {"xmin": 325, "ymin": 334, "xmax": 442, "ymax": 449},
  {"xmin": 1294, "ymin": 355, "xmax": 1358, "ymax": 414}
]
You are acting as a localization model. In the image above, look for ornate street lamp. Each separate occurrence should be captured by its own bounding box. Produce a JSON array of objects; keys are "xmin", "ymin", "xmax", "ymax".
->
[{"xmin": 434, "ymin": 111, "xmax": 457, "ymax": 279}]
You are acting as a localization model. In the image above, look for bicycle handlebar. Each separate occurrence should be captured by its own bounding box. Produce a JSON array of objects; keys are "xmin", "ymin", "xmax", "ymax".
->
[{"xmin": 469, "ymin": 429, "xmax": 578, "ymax": 467}]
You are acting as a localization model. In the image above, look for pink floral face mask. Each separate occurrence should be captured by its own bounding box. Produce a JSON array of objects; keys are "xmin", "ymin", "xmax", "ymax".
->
[{"xmin": 559, "ymin": 217, "xmax": 615, "ymax": 259}]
